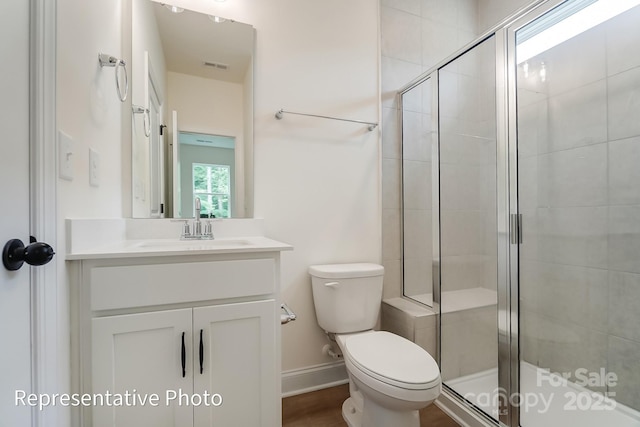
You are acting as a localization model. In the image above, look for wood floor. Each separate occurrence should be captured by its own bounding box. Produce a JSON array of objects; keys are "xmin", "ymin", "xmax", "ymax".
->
[{"xmin": 282, "ymin": 384, "xmax": 460, "ymax": 427}]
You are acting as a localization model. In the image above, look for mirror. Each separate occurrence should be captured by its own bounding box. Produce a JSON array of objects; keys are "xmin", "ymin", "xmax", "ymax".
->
[{"xmin": 131, "ymin": 0, "xmax": 255, "ymax": 218}]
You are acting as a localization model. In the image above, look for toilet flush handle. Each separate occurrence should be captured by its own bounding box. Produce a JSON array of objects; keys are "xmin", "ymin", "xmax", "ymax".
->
[{"xmin": 325, "ymin": 281, "xmax": 340, "ymax": 288}]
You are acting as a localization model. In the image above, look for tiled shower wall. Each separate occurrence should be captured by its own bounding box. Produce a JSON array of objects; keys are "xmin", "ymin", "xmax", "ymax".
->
[
  {"xmin": 517, "ymin": 7, "xmax": 640, "ymax": 411},
  {"xmin": 380, "ymin": 0, "xmax": 479, "ymax": 299},
  {"xmin": 381, "ymin": 0, "xmax": 533, "ymax": 300}
]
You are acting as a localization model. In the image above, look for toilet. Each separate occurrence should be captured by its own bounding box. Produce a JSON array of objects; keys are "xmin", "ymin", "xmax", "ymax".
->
[{"xmin": 309, "ymin": 263, "xmax": 441, "ymax": 427}]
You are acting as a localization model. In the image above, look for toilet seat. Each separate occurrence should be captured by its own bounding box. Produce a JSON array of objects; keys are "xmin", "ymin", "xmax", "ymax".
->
[{"xmin": 342, "ymin": 331, "xmax": 440, "ymax": 390}]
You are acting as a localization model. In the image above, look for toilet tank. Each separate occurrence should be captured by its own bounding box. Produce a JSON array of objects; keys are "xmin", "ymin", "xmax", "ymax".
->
[{"xmin": 309, "ymin": 263, "xmax": 384, "ymax": 334}]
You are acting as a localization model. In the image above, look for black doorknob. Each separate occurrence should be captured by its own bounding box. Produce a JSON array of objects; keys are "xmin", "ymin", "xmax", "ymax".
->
[{"xmin": 2, "ymin": 238, "xmax": 55, "ymax": 271}]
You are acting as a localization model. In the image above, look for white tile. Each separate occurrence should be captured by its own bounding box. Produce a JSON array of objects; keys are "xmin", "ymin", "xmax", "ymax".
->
[
  {"xmin": 403, "ymin": 208, "xmax": 432, "ymax": 261},
  {"xmin": 545, "ymin": 80, "xmax": 608, "ymax": 152},
  {"xmin": 535, "ymin": 262, "xmax": 608, "ymax": 331},
  {"xmin": 415, "ymin": 326, "xmax": 437, "ymax": 358},
  {"xmin": 381, "ymin": 56, "xmax": 422, "ymax": 109},
  {"xmin": 519, "ymin": 210, "xmax": 539, "ymax": 262},
  {"xmin": 520, "ymin": 309, "xmax": 540, "ymax": 365},
  {"xmin": 402, "ymin": 83, "xmax": 423, "ymax": 112},
  {"xmin": 419, "ymin": 78, "xmax": 434, "ymax": 115},
  {"xmin": 543, "ymin": 26, "xmax": 606, "ymax": 96},
  {"xmin": 440, "ymin": 133, "xmax": 496, "ymax": 165},
  {"xmin": 608, "ymin": 271, "xmax": 640, "ymax": 343},
  {"xmin": 537, "ymin": 318, "xmax": 607, "ymax": 382},
  {"xmin": 437, "ymin": 70, "xmax": 459, "ymax": 120},
  {"xmin": 537, "ymin": 143, "xmax": 607, "ymax": 208},
  {"xmin": 608, "ymin": 336, "xmax": 640, "ymax": 410},
  {"xmin": 402, "ymin": 111, "xmax": 431, "ymax": 161},
  {"xmin": 519, "ymin": 261, "xmax": 541, "ymax": 314},
  {"xmin": 402, "ymin": 160, "xmax": 431, "ymax": 210},
  {"xmin": 441, "ymin": 255, "xmax": 486, "ymax": 291},
  {"xmin": 421, "ymin": 0, "xmax": 457, "ymax": 25},
  {"xmin": 382, "ymin": 107, "xmax": 401, "ymax": 160},
  {"xmin": 383, "ymin": 208, "xmax": 402, "ymax": 260},
  {"xmin": 606, "ymin": 5, "xmax": 640, "ymax": 76},
  {"xmin": 404, "ymin": 257, "xmax": 432, "ymax": 297},
  {"xmin": 440, "ymin": 320, "xmax": 462, "ymax": 380},
  {"xmin": 537, "ymin": 207, "xmax": 608, "ymax": 269},
  {"xmin": 422, "ymin": 19, "xmax": 460, "ymax": 71},
  {"xmin": 382, "ymin": 158, "xmax": 401, "ymax": 209},
  {"xmin": 609, "ymin": 206, "xmax": 640, "ymax": 274},
  {"xmin": 381, "ymin": 7, "xmax": 423, "ymax": 64},
  {"xmin": 608, "ymin": 67, "xmax": 640, "ymax": 141},
  {"xmin": 457, "ymin": 0, "xmax": 478, "ymax": 34},
  {"xmin": 381, "ymin": 304, "xmax": 414, "ymax": 340},
  {"xmin": 382, "ymin": 259, "xmax": 403, "ymax": 299},
  {"xmin": 609, "ymin": 136, "xmax": 640, "ymax": 205},
  {"xmin": 441, "ymin": 210, "xmax": 486, "ymax": 256},
  {"xmin": 381, "ymin": 0, "xmax": 421, "ymax": 15},
  {"xmin": 518, "ymin": 156, "xmax": 537, "ymax": 212},
  {"xmin": 440, "ymin": 163, "xmax": 486, "ymax": 211},
  {"xmin": 517, "ymin": 98, "xmax": 548, "ymax": 158}
]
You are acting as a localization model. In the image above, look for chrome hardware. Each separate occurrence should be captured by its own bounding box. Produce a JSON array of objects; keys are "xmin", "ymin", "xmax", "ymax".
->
[
  {"xmin": 275, "ymin": 108, "xmax": 378, "ymax": 132},
  {"xmin": 132, "ymin": 105, "xmax": 150, "ymax": 137},
  {"xmin": 98, "ymin": 53, "xmax": 128, "ymax": 102},
  {"xmin": 280, "ymin": 303, "xmax": 297, "ymax": 325},
  {"xmin": 171, "ymin": 198, "xmax": 214, "ymax": 240},
  {"xmin": 171, "ymin": 219, "xmax": 192, "ymax": 239},
  {"xmin": 510, "ymin": 214, "xmax": 522, "ymax": 244}
]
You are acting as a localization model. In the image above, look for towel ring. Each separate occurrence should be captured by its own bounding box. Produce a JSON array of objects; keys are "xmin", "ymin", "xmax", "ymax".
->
[
  {"xmin": 132, "ymin": 105, "xmax": 150, "ymax": 137},
  {"xmin": 99, "ymin": 53, "xmax": 128, "ymax": 102}
]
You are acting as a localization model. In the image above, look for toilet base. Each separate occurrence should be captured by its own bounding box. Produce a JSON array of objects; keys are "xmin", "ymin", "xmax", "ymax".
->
[
  {"xmin": 342, "ymin": 397, "xmax": 362, "ymax": 427},
  {"xmin": 341, "ymin": 396, "xmax": 421, "ymax": 427}
]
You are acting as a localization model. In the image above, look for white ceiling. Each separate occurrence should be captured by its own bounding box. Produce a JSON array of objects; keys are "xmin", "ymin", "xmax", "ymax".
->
[{"xmin": 152, "ymin": 2, "xmax": 254, "ymax": 83}]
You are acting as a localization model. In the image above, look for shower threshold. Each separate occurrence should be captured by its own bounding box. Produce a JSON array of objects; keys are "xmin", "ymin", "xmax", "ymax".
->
[{"xmin": 446, "ymin": 362, "xmax": 640, "ymax": 426}]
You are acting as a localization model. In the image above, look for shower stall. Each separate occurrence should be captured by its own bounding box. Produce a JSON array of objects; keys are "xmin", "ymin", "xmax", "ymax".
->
[{"xmin": 400, "ymin": 0, "xmax": 640, "ymax": 425}]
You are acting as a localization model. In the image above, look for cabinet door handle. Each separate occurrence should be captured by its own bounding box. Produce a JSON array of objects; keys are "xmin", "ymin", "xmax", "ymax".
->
[
  {"xmin": 199, "ymin": 329, "xmax": 204, "ymax": 374},
  {"xmin": 181, "ymin": 332, "xmax": 186, "ymax": 378}
]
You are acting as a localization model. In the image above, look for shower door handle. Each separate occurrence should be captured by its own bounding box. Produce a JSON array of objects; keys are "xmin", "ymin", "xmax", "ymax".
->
[{"xmin": 510, "ymin": 214, "xmax": 522, "ymax": 245}]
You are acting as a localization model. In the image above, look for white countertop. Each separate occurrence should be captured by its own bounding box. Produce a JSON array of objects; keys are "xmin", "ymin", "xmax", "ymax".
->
[{"xmin": 66, "ymin": 236, "xmax": 293, "ymax": 260}]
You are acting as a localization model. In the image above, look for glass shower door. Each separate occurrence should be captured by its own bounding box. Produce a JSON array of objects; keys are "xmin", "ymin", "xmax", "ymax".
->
[
  {"xmin": 514, "ymin": 1, "xmax": 640, "ymax": 425},
  {"xmin": 438, "ymin": 35, "xmax": 501, "ymax": 421}
]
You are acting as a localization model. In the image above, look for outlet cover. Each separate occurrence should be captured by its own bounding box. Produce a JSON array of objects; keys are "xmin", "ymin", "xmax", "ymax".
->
[
  {"xmin": 58, "ymin": 131, "xmax": 74, "ymax": 181},
  {"xmin": 89, "ymin": 148, "xmax": 100, "ymax": 187}
]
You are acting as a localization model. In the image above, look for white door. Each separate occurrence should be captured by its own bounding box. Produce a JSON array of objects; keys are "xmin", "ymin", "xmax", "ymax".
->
[
  {"xmin": 193, "ymin": 300, "xmax": 278, "ymax": 427},
  {"xmin": 0, "ymin": 0, "xmax": 33, "ymax": 425},
  {"xmin": 171, "ymin": 110, "xmax": 180, "ymax": 217},
  {"xmin": 92, "ymin": 309, "xmax": 194, "ymax": 427},
  {"xmin": 149, "ymin": 88, "xmax": 163, "ymax": 218}
]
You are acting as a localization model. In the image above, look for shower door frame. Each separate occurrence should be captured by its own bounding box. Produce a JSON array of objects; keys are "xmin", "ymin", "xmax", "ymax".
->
[{"xmin": 398, "ymin": 0, "xmax": 572, "ymax": 426}]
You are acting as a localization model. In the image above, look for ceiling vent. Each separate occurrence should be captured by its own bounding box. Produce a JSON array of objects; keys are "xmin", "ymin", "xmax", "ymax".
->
[{"xmin": 203, "ymin": 61, "xmax": 229, "ymax": 70}]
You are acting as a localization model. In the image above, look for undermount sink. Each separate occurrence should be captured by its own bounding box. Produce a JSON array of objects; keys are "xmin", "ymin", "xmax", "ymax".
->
[{"xmin": 132, "ymin": 239, "xmax": 253, "ymax": 249}]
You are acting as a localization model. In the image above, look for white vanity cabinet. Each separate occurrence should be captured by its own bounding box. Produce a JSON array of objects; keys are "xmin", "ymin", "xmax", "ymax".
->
[{"xmin": 70, "ymin": 251, "xmax": 286, "ymax": 427}]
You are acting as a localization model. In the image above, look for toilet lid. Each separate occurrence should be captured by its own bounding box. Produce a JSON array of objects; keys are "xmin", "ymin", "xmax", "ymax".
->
[{"xmin": 343, "ymin": 331, "xmax": 440, "ymax": 389}]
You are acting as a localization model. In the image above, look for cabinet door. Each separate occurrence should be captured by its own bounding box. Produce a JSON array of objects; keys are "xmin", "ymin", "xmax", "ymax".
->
[
  {"xmin": 92, "ymin": 309, "xmax": 193, "ymax": 427},
  {"xmin": 193, "ymin": 300, "xmax": 277, "ymax": 427}
]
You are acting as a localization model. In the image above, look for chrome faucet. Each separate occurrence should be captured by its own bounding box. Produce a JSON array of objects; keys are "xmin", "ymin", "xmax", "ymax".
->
[
  {"xmin": 174, "ymin": 197, "xmax": 214, "ymax": 240},
  {"xmin": 193, "ymin": 197, "xmax": 202, "ymax": 237}
]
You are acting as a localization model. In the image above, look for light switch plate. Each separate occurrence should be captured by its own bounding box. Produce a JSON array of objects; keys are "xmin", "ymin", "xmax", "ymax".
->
[
  {"xmin": 89, "ymin": 148, "xmax": 100, "ymax": 187},
  {"xmin": 58, "ymin": 131, "xmax": 74, "ymax": 181}
]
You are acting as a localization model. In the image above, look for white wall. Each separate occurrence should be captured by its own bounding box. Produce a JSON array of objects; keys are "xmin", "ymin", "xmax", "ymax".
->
[
  {"xmin": 153, "ymin": 0, "xmax": 381, "ymax": 372},
  {"xmin": 57, "ymin": 0, "xmax": 381, "ymax": 381},
  {"xmin": 56, "ymin": 0, "xmax": 127, "ymax": 423}
]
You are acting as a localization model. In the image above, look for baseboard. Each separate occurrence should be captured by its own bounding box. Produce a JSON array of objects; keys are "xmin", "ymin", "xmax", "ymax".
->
[
  {"xmin": 281, "ymin": 361, "xmax": 349, "ymax": 398},
  {"xmin": 435, "ymin": 388, "xmax": 496, "ymax": 427}
]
